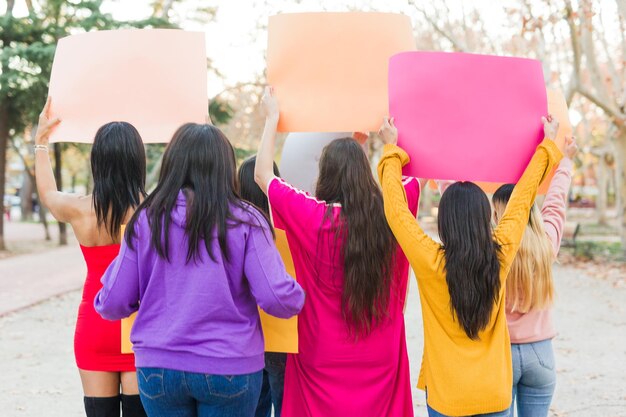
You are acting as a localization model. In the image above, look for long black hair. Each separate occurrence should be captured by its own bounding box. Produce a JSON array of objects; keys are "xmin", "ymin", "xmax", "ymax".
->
[
  {"xmin": 315, "ymin": 137, "xmax": 396, "ymax": 337},
  {"xmin": 438, "ymin": 182, "xmax": 501, "ymax": 340},
  {"xmin": 238, "ymin": 155, "xmax": 280, "ymax": 216},
  {"xmin": 126, "ymin": 123, "xmax": 268, "ymax": 263},
  {"xmin": 91, "ymin": 122, "xmax": 146, "ymax": 240}
]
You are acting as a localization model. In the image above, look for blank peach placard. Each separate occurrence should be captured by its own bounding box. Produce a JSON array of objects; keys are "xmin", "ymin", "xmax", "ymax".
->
[
  {"xmin": 476, "ymin": 89, "xmax": 571, "ymax": 194},
  {"xmin": 48, "ymin": 29, "xmax": 207, "ymax": 143},
  {"xmin": 267, "ymin": 13, "xmax": 415, "ymax": 132}
]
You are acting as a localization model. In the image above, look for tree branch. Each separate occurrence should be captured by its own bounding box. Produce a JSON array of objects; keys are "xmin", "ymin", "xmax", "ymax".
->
[
  {"xmin": 408, "ymin": 0, "xmax": 467, "ymax": 52},
  {"xmin": 564, "ymin": 0, "xmax": 582, "ymax": 103}
]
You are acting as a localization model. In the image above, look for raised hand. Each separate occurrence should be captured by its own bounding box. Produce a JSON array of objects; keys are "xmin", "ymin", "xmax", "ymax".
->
[
  {"xmin": 541, "ymin": 114, "xmax": 559, "ymax": 141},
  {"xmin": 564, "ymin": 136, "xmax": 578, "ymax": 159},
  {"xmin": 35, "ymin": 97, "xmax": 61, "ymax": 146},
  {"xmin": 262, "ymin": 86, "xmax": 279, "ymax": 122},
  {"xmin": 378, "ymin": 117, "xmax": 397, "ymax": 146}
]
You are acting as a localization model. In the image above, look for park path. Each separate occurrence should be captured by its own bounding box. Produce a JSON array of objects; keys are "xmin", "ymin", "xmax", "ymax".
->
[
  {"xmin": 0, "ymin": 245, "xmax": 84, "ymax": 316},
  {"xmin": 0, "ymin": 250, "xmax": 624, "ymax": 416}
]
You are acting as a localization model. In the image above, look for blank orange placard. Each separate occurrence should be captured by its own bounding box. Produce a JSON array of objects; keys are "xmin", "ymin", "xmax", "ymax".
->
[
  {"xmin": 48, "ymin": 29, "xmax": 207, "ymax": 143},
  {"xmin": 267, "ymin": 13, "xmax": 415, "ymax": 133},
  {"xmin": 475, "ymin": 89, "xmax": 571, "ymax": 194},
  {"xmin": 258, "ymin": 228, "xmax": 299, "ymax": 353}
]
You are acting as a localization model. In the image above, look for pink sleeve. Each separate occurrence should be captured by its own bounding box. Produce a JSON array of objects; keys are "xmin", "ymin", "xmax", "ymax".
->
[
  {"xmin": 402, "ymin": 177, "xmax": 420, "ymax": 217},
  {"xmin": 267, "ymin": 176, "xmax": 329, "ymax": 242},
  {"xmin": 541, "ymin": 158, "xmax": 573, "ymax": 257}
]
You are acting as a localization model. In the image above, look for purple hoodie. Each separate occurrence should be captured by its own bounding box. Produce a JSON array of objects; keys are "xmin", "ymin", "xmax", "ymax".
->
[{"xmin": 94, "ymin": 191, "xmax": 305, "ymax": 375}]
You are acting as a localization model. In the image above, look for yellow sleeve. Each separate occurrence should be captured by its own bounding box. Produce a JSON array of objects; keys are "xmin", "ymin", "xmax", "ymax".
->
[
  {"xmin": 378, "ymin": 144, "xmax": 441, "ymax": 275},
  {"xmin": 494, "ymin": 138, "xmax": 563, "ymax": 270}
]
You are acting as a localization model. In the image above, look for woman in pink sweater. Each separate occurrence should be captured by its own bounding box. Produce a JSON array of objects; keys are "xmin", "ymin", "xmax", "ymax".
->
[{"xmin": 492, "ymin": 137, "xmax": 578, "ymax": 417}]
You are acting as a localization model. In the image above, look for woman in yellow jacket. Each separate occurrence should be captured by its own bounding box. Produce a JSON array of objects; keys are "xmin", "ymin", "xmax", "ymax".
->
[{"xmin": 377, "ymin": 116, "xmax": 562, "ymax": 417}]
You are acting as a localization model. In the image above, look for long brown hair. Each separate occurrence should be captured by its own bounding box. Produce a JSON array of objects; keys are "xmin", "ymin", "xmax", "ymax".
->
[
  {"xmin": 493, "ymin": 184, "xmax": 554, "ymax": 312},
  {"xmin": 438, "ymin": 182, "xmax": 501, "ymax": 340},
  {"xmin": 315, "ymin": 138, "xmax": 396, "ymax": 337}
]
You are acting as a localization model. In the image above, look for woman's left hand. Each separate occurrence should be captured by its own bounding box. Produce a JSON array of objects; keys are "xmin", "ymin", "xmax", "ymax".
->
[{"xmin": 35, "ymin": 97, "xmax": 61, "ymax": 146}]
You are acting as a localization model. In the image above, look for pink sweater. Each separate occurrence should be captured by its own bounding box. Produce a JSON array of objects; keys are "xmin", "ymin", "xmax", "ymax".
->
[{"xmin": 506, "ymin": 158, "xmax": 574, "ymax": 344}]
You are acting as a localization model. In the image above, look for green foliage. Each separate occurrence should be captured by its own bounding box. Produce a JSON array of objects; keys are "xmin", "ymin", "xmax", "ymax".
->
[{"xmin": 209, "ymin": 99, "xmax": 233, "ymax": 126}]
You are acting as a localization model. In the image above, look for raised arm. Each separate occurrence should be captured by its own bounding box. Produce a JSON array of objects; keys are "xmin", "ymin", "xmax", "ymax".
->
[
  {"xmin": 244, "ymin": 214, "xmax": 305, "ymax": 318},
  {"xmin": 377, "ymin": 118, "xmax": 441, "ymax": 274},
  {"xmin": 34, "ymin": 97, "xmax": 83, "ymax": 223},
  {"xmin": 494, "ymin": 116, "xmax": 563, "ymax": 269},
  {"xmin": 541, "ymin": 136, "xmax": 577, "ymax": 256},
  {"xmin": 94, "ymin": 236, "xmax": 141, "ymax": 320},
  {"xmin": 254, "ymin": 87, "xmax": 280, "ymax": 194}
]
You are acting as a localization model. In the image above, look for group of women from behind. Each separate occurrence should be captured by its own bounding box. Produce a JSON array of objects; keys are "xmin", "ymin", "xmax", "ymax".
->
[{"xmin": 34, "ymin": 87, "xmax": 576, "ymax": 417}]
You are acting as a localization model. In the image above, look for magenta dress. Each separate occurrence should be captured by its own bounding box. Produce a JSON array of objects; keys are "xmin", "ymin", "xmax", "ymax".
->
[{"xmin": 267, "ymin": 176, "xmax": 419, "ymax": 417}]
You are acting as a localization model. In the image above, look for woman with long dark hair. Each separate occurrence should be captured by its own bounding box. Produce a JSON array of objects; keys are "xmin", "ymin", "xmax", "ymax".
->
[
  {"xmin": 238, "ymin": 156, "xmax": 289, "ymax": 417},
  {"xmin": 378, "ymin": 116, "xmax": 562, "ymax": 416},
  {"xmin": 493, "ymin": 137, "xmax": 577, "ymax": 417},
  {"xmin": 94, "ymin": 123, "xmax": 305, "ymax": 417},
  {"xmin": 34, "ymin": 98, "xmax": 147, "ymax": 417},
  {"xmin": 255, "ymin": 88, "xmax": 418, "ymax": 417}
]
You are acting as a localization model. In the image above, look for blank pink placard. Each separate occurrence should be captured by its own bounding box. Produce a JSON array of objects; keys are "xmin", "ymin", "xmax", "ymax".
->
[
  {"xmin": 389, "ymin": 52, "xmax": 547, "ymax": 182},
  {"xmin": 48, "ymin": 29, "xmax": 207, "ymax": 143}
]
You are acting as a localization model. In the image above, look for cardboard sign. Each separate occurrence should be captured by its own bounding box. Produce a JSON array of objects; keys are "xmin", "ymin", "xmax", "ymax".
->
[
  {"xmin": 279, "ymin": 132, "xmax": 351, "ymax": 194},
  {"xmin": 389, "ymin": 52, "xmax": 547, "ymax": 183},
  {"xmin": 267, "ymin": 12, "xmax": 415, "ymax": 132},
  {"xmin": 48, "ymin": 29, "xmax": 207, "ymax": 143},
  {"xmin": 259, "ymin": 228, "xmax": 299, "ymax": 353},
  {"xmin": 476, "ymin": 89, "xmax": 571, "ymax": 194}
]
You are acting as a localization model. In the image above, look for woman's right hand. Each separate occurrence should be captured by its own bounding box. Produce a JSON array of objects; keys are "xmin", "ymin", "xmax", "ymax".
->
[
  {"xmin": 541, "ymin": 114, "xmax": 559, "ymax": 141},
  {"xmin": 378, "ymin": 117, "xmax": 398, "ymax": 146},
  {"xmin": 262, "ymin": 86, "xmax": 279, "ymax": 122},
  {"xmin": 35, "ymin": 97, "xmax": 61, "ymax": 146}
]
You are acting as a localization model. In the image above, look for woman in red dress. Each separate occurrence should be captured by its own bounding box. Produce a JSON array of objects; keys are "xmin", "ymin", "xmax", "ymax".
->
[{"xmin": 34, "ymin": 98, "xmax": 147, "ymax": 417}]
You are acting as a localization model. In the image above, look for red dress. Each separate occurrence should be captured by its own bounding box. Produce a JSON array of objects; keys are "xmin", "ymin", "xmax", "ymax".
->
[{"xmin": 74, "ymin": 244, "xmax": 136, "ymax": 371}]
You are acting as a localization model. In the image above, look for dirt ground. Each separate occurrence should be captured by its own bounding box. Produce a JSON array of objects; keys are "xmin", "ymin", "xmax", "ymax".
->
[{"xmin": 0, "ymin": 259, "xmax": 625, "ymax": 416}]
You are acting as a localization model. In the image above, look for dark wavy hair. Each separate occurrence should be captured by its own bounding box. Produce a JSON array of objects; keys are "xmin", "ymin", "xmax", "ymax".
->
[
  {"xmin": 91, "ymin": 122, "xmax": 146, "ymax": 240},
  {"xmin": 438, "ymin": 182, "xmax": 501, "ymax": 340},
  {"xmin": 238, "ymin": 156, "xmax": 280, "ymax": 216},
  {"xmin": 126, "ymin": 123, "xmax": 269, "ymax": 263},
  {"xmin": 315, "ymin": 137, "xmax": 396, "ymax": 337}
]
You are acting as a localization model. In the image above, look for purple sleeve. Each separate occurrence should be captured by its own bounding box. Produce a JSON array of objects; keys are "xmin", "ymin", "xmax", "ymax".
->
[
  {"xmin": 94, "ymin": 237, "xmax": 141, "ymax": 321},
  {"xmin": 541, "ymin": 158, "xmax": 574, "ymax": 256},
  {"xmin": 244, "ymin": 214, "xmax": 305, "ymax": 318}
]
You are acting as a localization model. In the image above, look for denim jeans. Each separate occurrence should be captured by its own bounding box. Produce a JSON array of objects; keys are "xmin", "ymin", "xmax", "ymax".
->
[
  {"xmin": 137, "ymin": 367, "xmax": 262, "ymax": 417},
  {"xmin": 426, "ymin": 391, "xmax": 510, "ymax": 417},
  {"xmin": 427, "ymin": 404, "xmax": 510, "ymax": 417},
  {"xmin": 509, "ymin": 339, "xmax": 556, "ymax": 417},
  {"xmin": 254, "ymin": 353, "xmax": 287, "ymax": 417}
]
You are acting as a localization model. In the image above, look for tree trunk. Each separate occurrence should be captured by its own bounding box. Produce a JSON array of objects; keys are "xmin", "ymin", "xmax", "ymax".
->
[
  {"xmin": 0, "ymin": 104, "xmax": 9, "ymax": 251},
  {"xmin": 616, "ymin": 133, "xmax": 626, "ymax": 259},
  {"xmin": 53, "ymin": 143, "xmax": 68, "ymax": 245},
  {"xmin": 19, "ymin": 171, "xmax": 34, "ymax": 221},
  {"xmin": 596, "ymin": 153, "xmax": 608, "ymax": 225},
  {"xmin": 37, "ymin": 194, "xmax": 51, "ymax": 241}
]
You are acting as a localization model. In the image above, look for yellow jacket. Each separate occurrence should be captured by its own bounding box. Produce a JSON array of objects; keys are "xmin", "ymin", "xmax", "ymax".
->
[{"xmin": 377, "ymin": 139, "xmax": 562, "ymax": 416}]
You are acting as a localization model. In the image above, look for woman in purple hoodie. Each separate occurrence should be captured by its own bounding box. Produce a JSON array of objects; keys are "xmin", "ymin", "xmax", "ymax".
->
[{"xmin": 95, "ymin": 123, "xmax": 305, "ymax": 417}]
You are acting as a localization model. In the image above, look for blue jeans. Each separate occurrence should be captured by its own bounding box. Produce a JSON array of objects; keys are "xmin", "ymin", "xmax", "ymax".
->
[
  {"xmin": 509, "ymin": 339, "xmax": 556, "ymax": 417},
  {"xmin": 426, "ymin": 391, "xmax": 510, "ymax": 417},
  {"xmin": 254, "ymin": 353, "xmax": 286, "ymax": 417},
  {"xmin": 427, "ymin": 404, "xmax": 510, "ymax": 417},
  {"xmin": 137, "ymin": 367, "xmax": 262, "ymax": 417}
]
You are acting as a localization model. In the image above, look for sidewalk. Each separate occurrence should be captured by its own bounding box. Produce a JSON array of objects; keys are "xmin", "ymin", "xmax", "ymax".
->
[{"xmin": 0, "ymin": 221, "xmax": 84, "ymax": 316}]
